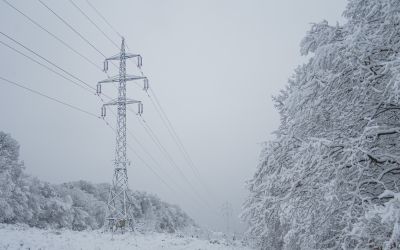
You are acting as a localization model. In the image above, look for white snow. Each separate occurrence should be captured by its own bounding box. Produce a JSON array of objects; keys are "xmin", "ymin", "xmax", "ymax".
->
[{"xmin": 0, "ymin": 224, "xmax": 252, "ymax": 250}]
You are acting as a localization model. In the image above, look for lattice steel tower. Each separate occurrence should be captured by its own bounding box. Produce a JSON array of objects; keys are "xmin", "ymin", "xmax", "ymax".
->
[{"xmin": 97, "ymin": 38, "xmax": 148, "ymax": 232}]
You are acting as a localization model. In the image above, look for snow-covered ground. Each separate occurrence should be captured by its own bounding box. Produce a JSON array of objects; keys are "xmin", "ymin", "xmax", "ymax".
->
[{"xmin": 0, "ymin": 224, "xmax": 252, "ymax": 250}]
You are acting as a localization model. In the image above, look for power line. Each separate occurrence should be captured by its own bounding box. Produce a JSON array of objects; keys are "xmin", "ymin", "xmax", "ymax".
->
[
  {"xmin": 126, "ymin": 128, "xmax": 194, "ymax": 196},
  {"xmin": 148, "ymin": 89, "xmax": 199, "ymax": 176},
  {"xmin": 132, "ymin": 115, "xmax": 216, "ymax": 211},
  {"xmin": 132, "ymin": 111, "xmax": 212, "ymax": 208},
  {"xmin": 1, "ymin": 0, "xmax": 102, "ymax": 72},
  {"xmin": 85, "ymin": 0, "xmax": 122, "ymax": 38},
  {"xmin": 0, "ymin": 31, "xmax": 115, "ymax": 103},
  {"xmin": 150, "ymin": 88, "xmax": 200, "ymax": 174},
  {"xmin": 37, "ymin": 0, "xmax": 108, "ymax": 59},
  {"xmin": 83, "ymin": 0, "xmax": 137, "ymax": 71},
  {"xmin": 126, "ymin": 127, "xmax": 167, "ymax": 175},
  {"xmin": 0, "ymin": 31, "xmax": 97, "ymax": 94},
  {"xmin": 67, "ymin": 0, "xmax": 119, "ymax": 49},
  {"xmin": 1, "ymin": 3, "xmax": 118, "ymax": 101},
  {"xmin": 127, "ymin": 143, "xmax": 176, "ymax": 193},
  {"xmin": 0, "ymin": 76, "xmax": 99, "ymax": 118},
  {"xmin": 147, "ymin": 88, "xmax": 216, "ymax": 198},
  {"xmin": 0, "ymin": 39, "xmax": 91, "ymax": 94},
  {"xmin": 36, "ymin": 0, "xmax": 119, "ymax": 72}
]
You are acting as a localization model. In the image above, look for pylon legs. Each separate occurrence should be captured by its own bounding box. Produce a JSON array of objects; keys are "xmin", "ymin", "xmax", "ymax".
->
[{"xmin": 106, "ymin": 168, "xmax": 132, "ymax": 232}]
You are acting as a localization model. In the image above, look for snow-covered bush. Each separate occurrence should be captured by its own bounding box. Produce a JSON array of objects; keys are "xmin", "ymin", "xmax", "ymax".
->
[
  {"xmin": 0, "ymin": 131, "xmax": 196, "ymax": 233},
  {"xmin": 242, "ymin": 0, "xmax": 400, "ymax": 249}
]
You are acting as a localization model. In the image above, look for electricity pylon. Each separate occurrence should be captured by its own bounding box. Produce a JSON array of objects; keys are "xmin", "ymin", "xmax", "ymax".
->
[
  {"xmin": 97, "ymin": 37, "xmax": 148, "ymax": 232},
  {"xmin": 221, "ymin": 201, "xmax": 233, "ymax": 235}
]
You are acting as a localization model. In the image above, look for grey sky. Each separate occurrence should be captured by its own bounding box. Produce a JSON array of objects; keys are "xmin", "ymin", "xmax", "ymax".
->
[{"xmin": 0, "ymin": 0, "xmax": 347, "ymax": 232}]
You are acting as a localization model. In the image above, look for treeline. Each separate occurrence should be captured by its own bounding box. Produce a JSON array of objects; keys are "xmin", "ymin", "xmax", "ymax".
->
[{"xmin": 0, "ymin": 131, "xmax": 196, "ymax": 233}]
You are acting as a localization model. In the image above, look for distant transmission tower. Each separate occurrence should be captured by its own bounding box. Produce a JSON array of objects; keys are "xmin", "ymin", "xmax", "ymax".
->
[
  {"xmin": 97, "ymin": 38, "xmax": 148, "ymax": 232},
  {"xmin": 221, "ymin": 201, "xmax": 233, "ymax": 235}
]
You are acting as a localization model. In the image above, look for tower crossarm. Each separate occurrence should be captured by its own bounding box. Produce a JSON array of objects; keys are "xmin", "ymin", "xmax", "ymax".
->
[
  {"xmin": 101, "ymin": 99, "xmax": 143, "ymax": 117},
  {"xmin": 106, "ymin": 53, "xmax": 141, "ymax": 61},
  {"xmin": 97, "ymin": 75, "xmax": 149, "ymax": 94},
  {"xmin": 103, "ymin": 98, "xmax": 141, "ymax": 106},
  {"xmin": 98, "ymin": 74, "xmax": 146, "ymax": 83},
  {"xmin": 103, "ymin": 53, "xmax": 142, "ymax": 71}
]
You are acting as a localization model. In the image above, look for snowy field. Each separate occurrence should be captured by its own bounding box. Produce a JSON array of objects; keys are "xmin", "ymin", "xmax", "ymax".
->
[{"xmin": 0, "ymin": 224, "xmax": 252, "ymax": 250}]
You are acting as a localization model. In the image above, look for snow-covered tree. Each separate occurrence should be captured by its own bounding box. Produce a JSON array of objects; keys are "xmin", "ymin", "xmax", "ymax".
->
[
  {"xmin": 0, "ymin": 132, "xmax": 23, "ymax": 223},
  {"xmin": 242, "ymin": 0, "xmax": 400, "ymax": 249}
]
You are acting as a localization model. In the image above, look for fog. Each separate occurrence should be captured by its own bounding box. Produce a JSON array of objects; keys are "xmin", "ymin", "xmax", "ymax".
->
[{"xmin": 0, "ymin": 0, "xmax": 346, "ymax": 232}]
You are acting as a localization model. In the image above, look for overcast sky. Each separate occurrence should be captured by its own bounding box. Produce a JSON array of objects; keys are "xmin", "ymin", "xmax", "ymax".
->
[{"xmin": 0, "ymin": 0, "xmax": 347, "ymax": 232}]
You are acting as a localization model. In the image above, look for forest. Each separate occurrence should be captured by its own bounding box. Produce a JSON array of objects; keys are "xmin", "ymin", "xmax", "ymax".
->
[{"xmin": 0, "ymin": 131, "xmax": 196, "ymax": 233}]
